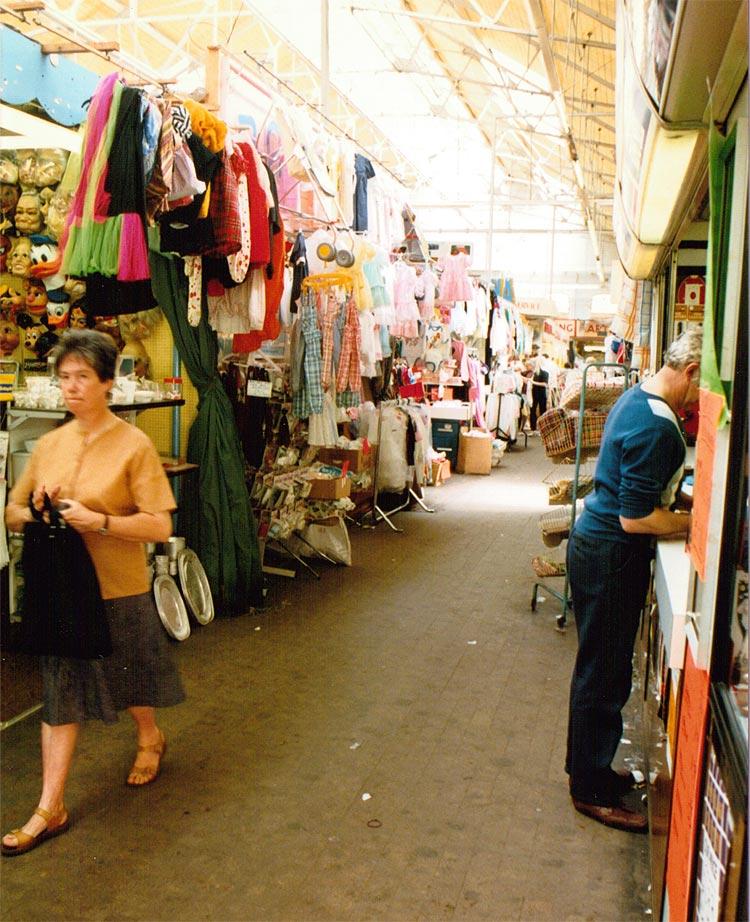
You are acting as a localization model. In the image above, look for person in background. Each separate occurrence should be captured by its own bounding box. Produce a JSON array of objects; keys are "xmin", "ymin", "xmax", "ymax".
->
[
  {"xmin": 565, "ymin": 329, "xmax": 701, "ymax": 832},
  {"xmin": 530, "ymin": 359, "xmax": 549, "ymax": 431},
  {"xmin": 3, "ymin": 330, "xmax": 185, "ymax": 858},
  {"xmin": 540, "ymin": 352, "xmax": 560, "ymax": 406}
]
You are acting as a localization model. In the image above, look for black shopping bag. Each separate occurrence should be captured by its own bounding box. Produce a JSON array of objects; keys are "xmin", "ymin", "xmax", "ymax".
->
[{"xmin": 13, "ymin": 507, "xmax": 112, "ymax": 659}]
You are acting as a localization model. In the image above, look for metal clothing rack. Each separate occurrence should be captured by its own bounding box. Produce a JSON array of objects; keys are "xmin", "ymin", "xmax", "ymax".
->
[
  {"xmin": 531, "ymin": 362, "xmax": 631, "ymax": 630},
  {"xmin": 363, "ymin": 398, "xmax": 435, "ymax": 533}
]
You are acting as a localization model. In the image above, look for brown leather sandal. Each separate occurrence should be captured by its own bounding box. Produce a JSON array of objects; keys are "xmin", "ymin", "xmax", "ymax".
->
[
  {"xmin": 127, "ymin": 731, "xmax": 166, "ymax": 786},
  {"xmin": 2, "ymin": 806, "xmax": 70, "ymax": 857}
]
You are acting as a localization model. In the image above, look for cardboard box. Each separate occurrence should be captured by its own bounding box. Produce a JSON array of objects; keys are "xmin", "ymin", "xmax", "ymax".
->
[
  {"xmin": 456, "ymin": 430, "xmax": 493, "ymax": 475},
  {"xmin": 308, "ymin": 476, "xmax": 352, "ymax": 500},
  {"xmin": 317, "ymin": 447, "xmax": 367, "ymax": 473},
  {"xmin": 431, "ymin": 458, "xmax": 451, "ymax": 486}
]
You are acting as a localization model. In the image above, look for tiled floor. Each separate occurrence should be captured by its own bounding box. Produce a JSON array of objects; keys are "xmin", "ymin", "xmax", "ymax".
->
[{"xmin": 0, "ymin": 437, "xmax": 649, "ymax": 921}]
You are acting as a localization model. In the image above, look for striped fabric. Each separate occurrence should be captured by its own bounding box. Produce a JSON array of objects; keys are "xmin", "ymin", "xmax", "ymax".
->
[
  {"xmin": 171, "ymin": 103, "xmax": 192, "ymax": 139},
  {"xmin": 320, "ymin": 294, "xmax": 338, "ymax": 391},
  {"xmin": 292, "ymin": 305, "xmax": 324, "ymax": 419},
  {"xmin": 336, "ymin": 295, "xmax": 362, "ymax": 406},
  {"xmin": 145, "ymin": 97, "xmax": 174, "ymax": 224}
]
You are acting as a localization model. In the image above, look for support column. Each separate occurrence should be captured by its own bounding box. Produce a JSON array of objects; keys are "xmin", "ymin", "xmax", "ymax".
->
[{"xmin": 321, "ymin": 0, "xmax": 330, "ymax": 117}]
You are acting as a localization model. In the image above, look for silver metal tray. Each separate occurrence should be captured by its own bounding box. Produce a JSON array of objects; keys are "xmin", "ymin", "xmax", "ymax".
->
[
  {"xmin": 153, "ymin": 574, "xmax": 191, "ymax": 641},
  {"xmin": 177, "ymin": 549, "xmax": 215, "ymax": 625}
]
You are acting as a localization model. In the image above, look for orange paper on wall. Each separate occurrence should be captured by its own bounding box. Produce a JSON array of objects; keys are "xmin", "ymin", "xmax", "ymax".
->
[
  {"xmin": 688, "ymin": 388, "xmax": 724, "ymax": 582},
  {"xmin": 664, "ymin": 645, "xmax": 711, "ymax": 922}
]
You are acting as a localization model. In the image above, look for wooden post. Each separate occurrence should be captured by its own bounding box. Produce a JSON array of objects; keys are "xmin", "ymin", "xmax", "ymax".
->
[{"xmin": 205, "ymin": 46, "xmax": 224, "ymax": 114}]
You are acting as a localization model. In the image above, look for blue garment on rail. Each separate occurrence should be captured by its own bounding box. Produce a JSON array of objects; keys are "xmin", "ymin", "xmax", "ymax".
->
[{"xmin": 353, "ymin": 153, "xmax": 375, "ymax": 232}]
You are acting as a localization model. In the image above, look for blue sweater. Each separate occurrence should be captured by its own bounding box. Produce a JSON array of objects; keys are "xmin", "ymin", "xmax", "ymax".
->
[{"xmin": 575, "ymin": 385, "xmax": 686, "ymax": 544}]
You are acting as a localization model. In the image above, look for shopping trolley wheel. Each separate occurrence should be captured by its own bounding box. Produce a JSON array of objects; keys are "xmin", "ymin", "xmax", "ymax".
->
[{"xmin": 556, "ymin": 613, "xmax": 567, "ymax": 631}]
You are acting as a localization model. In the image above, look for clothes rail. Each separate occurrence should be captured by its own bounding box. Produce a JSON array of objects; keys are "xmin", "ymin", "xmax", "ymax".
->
[
  {"xmin": 242, "ymin": 51, "xmax": 423, "ymax": 188},
  {"xmin": 363, "ymin": 398, "xmax": 435, "ymax": 533}
]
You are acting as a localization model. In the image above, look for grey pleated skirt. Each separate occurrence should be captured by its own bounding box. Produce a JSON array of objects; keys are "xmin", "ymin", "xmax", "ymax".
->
[{"xmin": 41, "ymin": 592, "xmax": 186, "ymax": 725}]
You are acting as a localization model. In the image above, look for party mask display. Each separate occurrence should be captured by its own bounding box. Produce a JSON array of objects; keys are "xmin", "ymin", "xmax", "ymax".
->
[
  {"xmin": 25, "ymin": 278, "xmax": 48, "ymax": 316},
  {"xmin": 0, "ymin": 232, "xmax": 9, "ymax": 273},
  {"xmin": 16, "ymin": 150, "xmax": 37, "ymax": 189},
  {"xmin": 29, "ymin": 237, "xmax": 60, "ymax": 277},
  {"xmin": 46, "ymin": 298, "xmax": 70, "ymax": 329},
  {"xmin": 45, "ymin": 189, "xmax": 72, "ymax": 241},
  {"xmin": 0, "ymin": 317, "xmax": 20, "ymax": 356},
  {"xmin": 64, "ymin": 276, "xmax": 86, "ymax": 304},
  {"xmin": 14, "ymin": 193, "xmax": 43, "ymax": 235},
  {"xmin": 69, "ymin": 306, "xmax": 87, "ymax": 329},
  {"xmin": 24, "ymin": 322, "xmax": 47, "ymax": 351},
  {"xmin": 35, "ymin": 149, "xmax": 69, "ymax": 188},
  {"xmin": 8, "ymin": 237, "xmax": 32, "ymax": 277},
  {"xmin": 0, "ymin": 182, "xmax": 20, "ymax": 217},
  {"xmin": 0, "ymin": 158, "xmax": 19, "ymax": 185}
]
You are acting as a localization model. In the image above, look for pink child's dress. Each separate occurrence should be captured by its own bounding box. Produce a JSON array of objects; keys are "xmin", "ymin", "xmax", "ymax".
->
[
  {"xmin": 438, "ymin": 251, "xmax": 473, "ymax": 302},
  {"xmin": 391, "ymin": 261, "xmax": 420, "ymax": 338}
]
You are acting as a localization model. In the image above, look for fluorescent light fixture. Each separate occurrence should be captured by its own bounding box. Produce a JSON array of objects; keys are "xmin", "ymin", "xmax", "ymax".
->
[
  {"xmin": 613, "ymin": 186, "xmax": 665, "ymax": 279},
  {"xmin": 638, "ymin": 126, "xmax": 702, "ymax": 244}
]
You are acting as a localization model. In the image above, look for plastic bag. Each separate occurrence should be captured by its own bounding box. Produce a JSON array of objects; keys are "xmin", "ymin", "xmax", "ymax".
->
[
  {"xmin": 302, "ymin": 519, "xmax": 352, "ymax": 566},
  {"xmin": 376, "ymin": 407, "xmax": 409, "ymax": 491}
]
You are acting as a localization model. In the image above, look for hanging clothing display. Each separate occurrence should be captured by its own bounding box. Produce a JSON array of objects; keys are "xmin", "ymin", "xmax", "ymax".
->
[
  {"xmin": 289, "ymin": 232, "xmax": 309, "ymax": 310},
  {"xmin": 353, "ymin": 153, "xmax": 375, "ymax": 232},
  {"xmin": 61, "ymin": 75, "xmax": 156, "ymax": 314},
  {"xmin": 414, "ymin": 265, "xmax": 438, "ymax": 321},
  {"xmin": 438, "ymin": 250, "xmax": 472, "ymax": 302},
  {"xmin": 391, "ymin": 260, "xmax": 420, "ymax": 338},
  {"xmin": 291, "ymin": 301, "xmax": 324, "ymax": 419}
]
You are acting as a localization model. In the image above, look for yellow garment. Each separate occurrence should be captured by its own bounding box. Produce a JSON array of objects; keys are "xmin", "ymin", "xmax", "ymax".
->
[
  {"xmin": 182, "ymin": 98, "xmax": 227, "ymax": 153},
  {"xmin": 199, "ymin": 181, "xmax": 211, "ymax": 218},
  {"xmin": 338, "ymin": 238, "xmax": 377, "ymax": 311}
]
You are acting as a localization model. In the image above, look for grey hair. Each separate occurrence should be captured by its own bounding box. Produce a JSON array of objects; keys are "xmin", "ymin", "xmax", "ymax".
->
[
  {"xmin": 664, "ymin": 328, "xmax": 702, "ymax": 370},
  {"xmin": 51, "ymin": 329, "xmax": 118, "ymax": 382}
]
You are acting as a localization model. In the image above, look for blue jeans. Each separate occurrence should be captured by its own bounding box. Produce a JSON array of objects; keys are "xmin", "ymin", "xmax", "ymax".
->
[{"xmin": 565, "ymin": 530, "xmax": 652, "ymax": 803}]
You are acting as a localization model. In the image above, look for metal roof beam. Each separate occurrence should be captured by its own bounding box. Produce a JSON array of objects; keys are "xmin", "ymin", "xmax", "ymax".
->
[
  {"xmin": 351, "ymin": 2, "xmax": 614, "ymax": 48},
  {"xmin": 524, "ymin": 0, "xmax": 605, "ymax": 282},
  {"xmin": 552, "ymin": 52, "xmax": 615, "ymax": 92},
  {"xmin": 349, "ymin": 4, "xmax": 538, "ymax": 37},
  {"xmin": 561, "ymin": 0, "xmax": 616, "ymax": 31}
]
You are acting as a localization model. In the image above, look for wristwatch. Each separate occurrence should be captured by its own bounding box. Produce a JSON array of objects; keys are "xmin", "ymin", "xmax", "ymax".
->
[{"xmin": 98, "ymin": 514, "xmax": 109, "ymax": 536}]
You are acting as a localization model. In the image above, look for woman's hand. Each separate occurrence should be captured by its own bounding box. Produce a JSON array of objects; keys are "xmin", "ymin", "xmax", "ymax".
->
[{"xmin": 58, "ymin": 499, "xmax": 104, "ymax": 533}]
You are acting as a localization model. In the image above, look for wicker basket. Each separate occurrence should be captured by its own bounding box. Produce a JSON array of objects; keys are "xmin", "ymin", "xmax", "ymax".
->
[
  {"xmin": 548, "ymin": 475, "xmax": 594, "ymax": 505},
  {"xmin": 538, "ymin": 408, "xmax": 575, "ymax": 458},
  {"xmin": 538, "ymin": 408, "xmax": 608, "ymax": 463},
  {"xmin": 538, "ymin": 500, "xmax": 585, "ymax": 546},
  {"xmin": 572, "ymin": 410, "xmax": 608, "ymax": 452},
  {"xmin": 560, "ymin": 374, "xmax": 626, "ymax": 410}
]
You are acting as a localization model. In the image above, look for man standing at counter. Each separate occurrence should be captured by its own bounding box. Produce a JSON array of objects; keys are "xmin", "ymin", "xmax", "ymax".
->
[{"xmin": 566, "ymin": 329, "xmax": 701, "ymax": 832}]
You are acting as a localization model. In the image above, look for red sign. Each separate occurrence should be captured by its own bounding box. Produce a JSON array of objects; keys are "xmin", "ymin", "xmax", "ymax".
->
[
  {"xmin": 575, "ymin": 320, "xmax": 609, "ymax": 339},
  {"xmin": 676, "ymin": 275, "xmax": 706, "ymax": 308}
]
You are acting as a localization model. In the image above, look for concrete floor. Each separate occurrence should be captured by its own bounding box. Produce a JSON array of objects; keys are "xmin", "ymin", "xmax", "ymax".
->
[{"xmin": 0, "ymin": 437, "xmax": 649, "ymax": 921}]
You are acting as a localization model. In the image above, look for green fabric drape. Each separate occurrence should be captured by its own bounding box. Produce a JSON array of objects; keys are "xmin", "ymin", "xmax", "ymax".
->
[{"xmin": 149, "ymin": 252, "xmax": 263, "ymax": 613}]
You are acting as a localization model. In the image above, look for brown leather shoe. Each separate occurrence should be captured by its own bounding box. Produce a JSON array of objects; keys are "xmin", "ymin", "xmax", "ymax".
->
[{"xmin": 572, "ymin": 797, "xmax": 648, "ymax": 833}]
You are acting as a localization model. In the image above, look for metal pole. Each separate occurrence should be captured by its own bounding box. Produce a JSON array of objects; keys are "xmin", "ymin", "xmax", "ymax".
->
[
  {"xmin": 548, "ymin": 204, "xmax": 557, "ymax": 305},
  {"xmin": 171, "ymin": 345, "xmax": 181, "ymax": 459},
  {"xmin": 321, "ymin": 0, "xmax": 330, "ymax": 117},
  {"xmin": 486, "ymin": 117, "xmax": 498, "ymax": 277}
]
